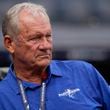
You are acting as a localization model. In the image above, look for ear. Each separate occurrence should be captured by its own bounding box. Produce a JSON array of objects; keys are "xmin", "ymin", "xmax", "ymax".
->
[{"xmin": 4, "ymin": 35, "xmax": 15, "ymax": 54}]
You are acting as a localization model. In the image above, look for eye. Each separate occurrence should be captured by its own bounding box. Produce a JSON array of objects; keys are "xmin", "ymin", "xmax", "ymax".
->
[
  {"xmin": 28, "ymin": 34, "xmax": 42, "ymax": 41},
  {"xmin": 46, "ymin": 34, "xmax": 52, "ymax": 39}
]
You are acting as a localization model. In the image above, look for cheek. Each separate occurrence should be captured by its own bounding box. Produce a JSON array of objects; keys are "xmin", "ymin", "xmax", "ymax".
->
[
  {"xmin": 25, "ymin": 44, "xmax": 39, "ymax": 57},
  {"xmin": 31, "ymin": 44, "xmax": 39, "ymax": 50},
  {"xmin": 20, "ymin": 43, "xmax": 38, "ymax": 54}
]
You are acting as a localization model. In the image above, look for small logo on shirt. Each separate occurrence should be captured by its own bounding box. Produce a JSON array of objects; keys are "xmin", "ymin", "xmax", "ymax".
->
[{"xmin": 58, "ymin": 88, "xmax": 80, "ymax": 98}]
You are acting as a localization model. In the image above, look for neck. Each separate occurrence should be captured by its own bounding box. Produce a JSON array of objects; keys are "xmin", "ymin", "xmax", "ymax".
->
[{"xmin": 14, "ymin": 65, "xmax": 47, "ymax": 84}]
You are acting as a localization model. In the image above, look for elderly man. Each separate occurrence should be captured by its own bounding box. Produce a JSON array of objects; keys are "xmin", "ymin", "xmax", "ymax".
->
[{"xmin": 0, "ymin": 2, "xmax": 110, "ymax": 110}]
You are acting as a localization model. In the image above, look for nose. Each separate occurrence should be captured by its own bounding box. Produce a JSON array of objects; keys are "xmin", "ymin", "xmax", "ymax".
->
[{"xmin": 38, "ymin": 37, "xmax": 52, "ymax": 50}]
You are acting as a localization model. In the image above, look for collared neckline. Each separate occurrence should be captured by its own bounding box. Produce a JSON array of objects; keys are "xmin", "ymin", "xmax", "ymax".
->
[
  {"xmin": 49, "ymin": 60, "xmax": 63, "ymax": 76},
  {"xmin": 5, "ymin": 61, "xmax": 63, "ymax": 94}
]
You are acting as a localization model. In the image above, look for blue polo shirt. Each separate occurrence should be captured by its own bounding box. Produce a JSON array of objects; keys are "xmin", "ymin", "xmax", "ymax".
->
[{"xmin": 0, "ymin": 60, "xmax": 110, "ymax": 110}]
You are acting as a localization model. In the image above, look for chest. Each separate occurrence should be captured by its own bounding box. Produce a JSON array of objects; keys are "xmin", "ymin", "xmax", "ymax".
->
[
  {"xmin": 26, "ymin": 78, "xmax": 102, "ymax": 110},
  {"xmin": 3, "ymin": 76, "xmax": 102, "ymax": 110}
]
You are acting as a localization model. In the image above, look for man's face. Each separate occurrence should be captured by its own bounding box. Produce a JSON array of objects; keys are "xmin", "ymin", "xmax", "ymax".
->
[{"xmin": 13, "ymin": 11, "xmax": 53, "ymax": 68}]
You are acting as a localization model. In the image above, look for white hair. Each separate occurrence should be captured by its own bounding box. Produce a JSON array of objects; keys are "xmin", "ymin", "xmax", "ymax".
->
[{"xmin": 2, "ymin": 2, "xmax": 49, "ymax": 38}]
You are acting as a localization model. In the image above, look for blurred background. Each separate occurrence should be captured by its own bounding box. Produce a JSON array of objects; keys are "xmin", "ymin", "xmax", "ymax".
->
[{"xmin": 0, "ymin": 0, "xmax": 110, "ymax": 84}]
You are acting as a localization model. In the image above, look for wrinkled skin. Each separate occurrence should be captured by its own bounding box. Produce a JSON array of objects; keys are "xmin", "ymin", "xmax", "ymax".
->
[{"xmin": 4, "ymin": 9, "xmax": 53, "ymax": 83}]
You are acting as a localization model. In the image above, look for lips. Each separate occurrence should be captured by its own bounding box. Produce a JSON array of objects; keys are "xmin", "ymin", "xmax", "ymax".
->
[
  {"xmin": 37, "ymin": 53, "xmax": 51, "ymax": 58},
  {"xmin": 35, "ymin": 50, "xmax": 52, "ymax": 59},
  {"xmin": 39, "ymin": 54, "xmax": 51, "ymax": 58}
]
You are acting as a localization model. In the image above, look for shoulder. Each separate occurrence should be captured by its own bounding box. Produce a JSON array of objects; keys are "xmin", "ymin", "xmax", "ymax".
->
[
  {"xmin": 0, "ymin": 80, "xmax": 10, "ymax": 102},
  {"xmin": 51, "ymin": 60, "xmax": 93, "ymax": 69},
  {"xmin": 0, "ymin": 69, "xmax": 12, "ymax": 94},
  {"xmin": 50, "ymin": 60, "xmax": 99, "ymax": 78},
  {"xmin": 0, "ymin": 78, "xmax": 9, "ymax": 92}
]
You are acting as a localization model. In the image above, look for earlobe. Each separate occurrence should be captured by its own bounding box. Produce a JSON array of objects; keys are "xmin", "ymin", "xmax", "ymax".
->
[{"xmin": 4, "ymin": 35, "xmax": 15, "ymax": 53}]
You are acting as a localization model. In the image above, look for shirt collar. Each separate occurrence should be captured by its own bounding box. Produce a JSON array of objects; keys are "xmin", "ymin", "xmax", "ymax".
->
[
  {"xmin": 6, "ymin": 61, "xmax": 63, "ymax": 94},
  {"xmin": 49, "ymin": 60, "xmax": 63, "ymax": 76}
]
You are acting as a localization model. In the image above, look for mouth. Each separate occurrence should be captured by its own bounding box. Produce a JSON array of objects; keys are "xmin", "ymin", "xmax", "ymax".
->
[
  {"xmin": 37, "ymin": 54, "xmax": 51, "ymax": 59},
  {"xmin": 39, "ymin": 54, "xmax": 50, "ymax": 57}
]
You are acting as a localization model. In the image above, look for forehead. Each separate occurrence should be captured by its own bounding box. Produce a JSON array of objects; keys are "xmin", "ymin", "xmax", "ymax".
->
[{"xmin": 18, "ymin": 9, "xmax": 51, "ymax": 34}]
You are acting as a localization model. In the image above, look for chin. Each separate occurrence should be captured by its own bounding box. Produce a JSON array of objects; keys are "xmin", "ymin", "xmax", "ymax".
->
[{"xmin": 37, "ymin": 59, "xmax": 51, "ymax": 68}]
